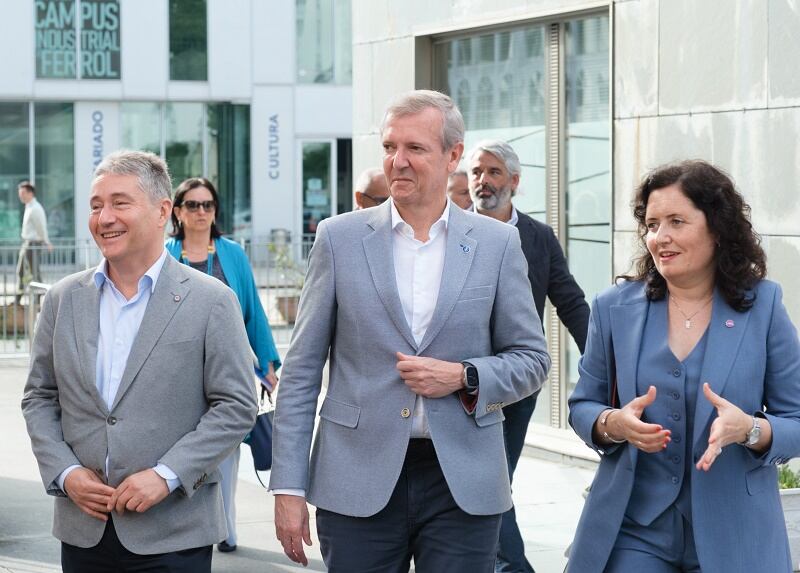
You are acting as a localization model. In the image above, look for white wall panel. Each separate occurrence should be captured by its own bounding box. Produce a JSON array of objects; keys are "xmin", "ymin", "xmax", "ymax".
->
[
  {"xmin": 253, "ymin": 0, "xmax": 294, "ymax": 84},
  {"xmin": 768, "ymin": 0, "xmax": 800, "ymax": 106},
  {"xmin": 294, "ymin": 85, "xmax": 352, "ymax": 135},
  {"xmin": 0, "ymin": 0, "xmax": 35, "ymax": 96},
  {"xmin": 208, "ymin": 0, "xmax": 251, "ymax": 100},
  {"xmin": 121, "ymin": 0, "xmax": 168, "ymax": 99},
  {"xmin": 614, "ymin": 0, "xmax": 658, "ymax": 118}
]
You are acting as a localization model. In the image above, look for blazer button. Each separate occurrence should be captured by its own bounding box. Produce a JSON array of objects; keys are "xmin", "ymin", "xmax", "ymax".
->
[
  {"xmin": 401, "ymin": 408, "xmax": 411, "ymax": 418},
  {"xmin": 107, "ymin": 416, "xmax": 117, "ymax": 425}
]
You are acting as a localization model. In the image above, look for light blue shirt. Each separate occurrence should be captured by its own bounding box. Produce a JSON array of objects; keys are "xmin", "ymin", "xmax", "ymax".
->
[{"xmin": 57, "ymin": 250, "xmax": 181, "ymax": 493}]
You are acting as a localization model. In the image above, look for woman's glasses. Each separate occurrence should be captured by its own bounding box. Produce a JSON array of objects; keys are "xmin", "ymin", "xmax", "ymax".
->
[{"xmin": 181, "ymin": 200, "xmax": 216, "ymax": 212}]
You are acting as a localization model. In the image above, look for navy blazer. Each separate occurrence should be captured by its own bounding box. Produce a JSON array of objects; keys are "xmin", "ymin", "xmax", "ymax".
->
[
  {"xmin": 568, "ymin": 279, "xmax": 800, "ymax": 573},
  {"xmin": 515, "ymin": 211, "xmax": 589, "ymax": 352}
]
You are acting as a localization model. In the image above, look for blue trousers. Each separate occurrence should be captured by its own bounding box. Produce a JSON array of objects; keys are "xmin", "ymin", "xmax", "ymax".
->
[
  {"xmin": 605, "ymin": 506, "xmax": 700, "ymax": 573},
  {"xmin": 496, "ymin": 394, "xmax": 536, "ymax": 573},
  {"xmin": 316, "ymin": 439, "xmax": 502, "ymax": 573}
]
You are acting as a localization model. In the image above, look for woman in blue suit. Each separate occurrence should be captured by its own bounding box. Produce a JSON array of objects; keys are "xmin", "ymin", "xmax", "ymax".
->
[
  {"xmin": 568, "ymin": 160, "xmax": 800, "ymax": 572},
  {"xmin": 167, "ymin": 177, "xmax": 282, "ymax": 553}
]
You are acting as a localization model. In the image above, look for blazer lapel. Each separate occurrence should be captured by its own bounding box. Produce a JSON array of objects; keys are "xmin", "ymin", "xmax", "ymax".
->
[
  {"xmin": 417, "ymin": 207, "xmax": 476, "ymax": 355},
  {"xmin": 71, "ymin": 275, "xmax": 108, "ymax": 415},
  {"xmin": 608, "ymin": 297, "xmax": 648, "ymax": 408},
  {"xmin": 362, "ymin": 202, "xmax": 418, "ymax": 350},
  {"xmin": 692, "ymin": 289, "xmax": 751, "ymax": 449},
  {"xmin": 110, "ymin": 256, "xmax": 189, "ymax": 411}
]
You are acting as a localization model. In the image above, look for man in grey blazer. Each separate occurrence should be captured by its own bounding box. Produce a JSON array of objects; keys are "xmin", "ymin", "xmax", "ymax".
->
[
  {"xmin": 271, "ymin": 90, "xmax": 550, "ymax": 572},
  {"xmin": 21, "ymin": 150, "xmax": 257, "ymax": 573}
]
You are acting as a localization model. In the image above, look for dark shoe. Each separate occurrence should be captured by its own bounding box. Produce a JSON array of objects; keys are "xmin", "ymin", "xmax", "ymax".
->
[{"xmin": 218, "ymin": 541, "xmax": 237, "ymax": 553}]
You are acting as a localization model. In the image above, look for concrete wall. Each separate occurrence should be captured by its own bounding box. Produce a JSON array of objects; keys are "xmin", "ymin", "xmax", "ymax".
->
[{"xmin": 612, "ymin": 0, "xmax": 800, "ymax": 322}]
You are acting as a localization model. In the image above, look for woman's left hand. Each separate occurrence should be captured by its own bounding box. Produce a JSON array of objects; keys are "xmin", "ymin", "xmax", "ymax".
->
[
  {"xmin": 696, "ymin": 383, "xmax": 751, "ymax": 472},
  {"xmin": 264, "ymin": 362, "xmax": 279, "ymax": 390}
]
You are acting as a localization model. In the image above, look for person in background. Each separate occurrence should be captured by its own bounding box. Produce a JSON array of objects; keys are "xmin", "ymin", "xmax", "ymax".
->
[
  {"xmin": 354, "ymin": 167, "xmax": 390, "ymax": 209},
  {"xmin": 468, "ymin": 139, "xmax": 590, "ymax": 573},
  {"xmin": 166, "ymin": 177, "xmax": 281, "ymax": 553},
  {"xmin": 22, "ymin": 150, "xmax": 256, "ymax": 573},
  {"xmin": 16, "ymin": 181, "xmax": 51, "ymax": 304},
  {"xmin": 446, "ymin": 167, "xmax": 472, "ymax": 210},
  {"xmin": 568, "ymin": 160, "xmax": 800, "ymax": 572}
]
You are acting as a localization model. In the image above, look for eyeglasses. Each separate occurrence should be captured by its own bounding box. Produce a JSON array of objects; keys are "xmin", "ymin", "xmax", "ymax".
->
[
  {"xmin": 362, "ymin": 193, "xmax": 389, "ymax": 205},
  {"xmin": 181, "ymin": 200, "xmax": 216, "ymax": 212}
]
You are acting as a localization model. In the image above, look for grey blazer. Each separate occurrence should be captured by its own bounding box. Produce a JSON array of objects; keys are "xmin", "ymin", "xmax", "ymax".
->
[
  {"xmin": 21, "ymin": 254, "xmax": 257, "ymax": 554},
  {"xmin": 270, "ymin": 201, "xmax": 550, "ymax": 517}
]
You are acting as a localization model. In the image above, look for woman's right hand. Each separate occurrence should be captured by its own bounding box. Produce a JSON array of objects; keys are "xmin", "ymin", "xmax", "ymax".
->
[{"xmin": 603, "ymin": 386, "xmax": 671, "ymax": 453}]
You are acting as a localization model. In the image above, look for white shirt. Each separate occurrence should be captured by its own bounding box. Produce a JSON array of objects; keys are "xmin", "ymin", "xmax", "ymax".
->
[
  {"xmin": 21, "ymin": 197, "xmax": 49, "ymax": 242},
  {"xmin": 473, "ymin": 204, "xmax": 518, "ymax": 226},
  {"xmin": 391, "ymin": 198, "xmax": 450, "ymax": 438}
]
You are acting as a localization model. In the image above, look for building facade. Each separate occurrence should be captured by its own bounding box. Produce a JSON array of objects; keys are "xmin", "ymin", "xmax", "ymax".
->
[
  {"xmin": 352, "ymin": 0, "xmax": 800, "ymax": 444},
  {"xmin": 0, "ymin": 0, "xmax": 353, "ymax": 246}
]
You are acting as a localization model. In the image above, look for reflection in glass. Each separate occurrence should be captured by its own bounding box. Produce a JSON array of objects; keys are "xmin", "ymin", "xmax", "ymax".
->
[
  {"xmin": 35, "ymin": 103, "xmax": 75, "ymax": 239},
  {"xmin": 207, "ymin": 104, "xmax": 251, "ymax": 236},
  {"xmin": 169, "ymin": 0, "xmax": 207, "ymax": 81},
  {"xmin": 165, "ymin": 103, "xmax": 203, "ymax": 191},
  {"xmin": 0, "ymin": 103, "xmax": 30, "ymax": 240},
  {"xmin": 433, "ymin": 25, "xmax": 549, "ymax": 422},
  {"xmin": 121, "ymin": 103, "xmax": 161, "ymax": 155},
  {"xmin": 301, "ymin": 142, "xmax": 331, "ymax": 236},
  {"xmin": 336, "ymin": 139, "xmax": 352, "ymax": 215},
  {"xmin": 296, "ymin": 0, "xmax": 351, "ymax": 84},
  {"xmin": 564, "ymin": 15, "xmax": 611, "ymax": 399}
]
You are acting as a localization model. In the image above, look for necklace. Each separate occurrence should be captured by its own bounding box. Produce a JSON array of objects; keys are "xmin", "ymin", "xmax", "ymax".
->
[
  {"xmin": 180, "ymin": 241, "xmax": 216, "ymax": 276},
  {"xmin": 670, "ymin": 295, "xmax": 712, "ymax": 329}
]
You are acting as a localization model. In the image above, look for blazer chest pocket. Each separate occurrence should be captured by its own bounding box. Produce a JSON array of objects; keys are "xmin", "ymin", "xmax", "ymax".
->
[
  {"xmin": 457, "ymin": 285, "xmax": 494, "ymax": 303},
  {"xmin": 319, "ymin": 396, "xmax": 361, "ymax": 429}
]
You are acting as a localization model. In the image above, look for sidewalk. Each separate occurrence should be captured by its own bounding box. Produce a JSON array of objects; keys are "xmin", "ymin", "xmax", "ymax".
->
[{"xmin": 1, "ymin": 358, "xmax": 595, "ymax": 573}]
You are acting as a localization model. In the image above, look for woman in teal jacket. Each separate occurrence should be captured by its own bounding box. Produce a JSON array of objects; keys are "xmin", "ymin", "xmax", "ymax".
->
[{"xmin": 167, "ymin": 177, "xmax": 281, "ymax": 553}]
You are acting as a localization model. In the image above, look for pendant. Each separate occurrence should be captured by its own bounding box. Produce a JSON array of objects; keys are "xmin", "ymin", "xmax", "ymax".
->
[{"xmin": 685, "ymin": 320, "xmax": 692, "ymax": 329}]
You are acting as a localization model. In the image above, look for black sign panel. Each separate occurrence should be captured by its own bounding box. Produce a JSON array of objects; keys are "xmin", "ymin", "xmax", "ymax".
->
[
  {"xmin": 35, "ymin": 0, "xmax": 77, "ymax": 78},
  {"xmin": 80, "ymin": 0, "xmax": 120, "ymax": 79}
]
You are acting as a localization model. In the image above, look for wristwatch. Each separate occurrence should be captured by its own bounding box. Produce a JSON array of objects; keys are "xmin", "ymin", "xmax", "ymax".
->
[
  {"xmin": 739, "ymin": 415, "xmax": 762, "ymax": 447},
  {"xmin": 462, "ymin": 362, "xmax": 479, "ymax": 394}
]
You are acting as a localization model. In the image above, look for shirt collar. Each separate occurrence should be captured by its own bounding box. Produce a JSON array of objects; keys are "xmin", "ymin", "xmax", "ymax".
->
[
  {"xmin": 93, "ymin": 248, "xmax": 169, "ymax": 294},
  {"xmin": 390, "ymin": 197, "xmax": 451, "ymax": 240}
]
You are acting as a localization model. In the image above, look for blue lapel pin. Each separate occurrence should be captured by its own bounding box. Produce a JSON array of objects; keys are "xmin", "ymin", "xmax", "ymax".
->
[{"xmin": 459, "ymin": 242, "xmax": 470, "ymax": 253}]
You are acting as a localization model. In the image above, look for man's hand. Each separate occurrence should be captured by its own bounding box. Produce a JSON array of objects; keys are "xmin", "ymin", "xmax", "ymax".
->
[
  {"xmin": 63, "ymin": 467, "xmax": 115, "ymax": 521},
  {"xmin": 396, "ymin": 352, "xmax": 464, "ymax": 398},
  {"xmin": 275, "ymin": 494, "xmax": 312, "ymax": 566},
  {"xmin": 108, "ymin": 469, "xmax": 170, "ymax": 514}
]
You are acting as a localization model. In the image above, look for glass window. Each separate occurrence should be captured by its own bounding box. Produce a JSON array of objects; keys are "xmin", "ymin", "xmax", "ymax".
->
[
  {"xmin": 563, "ymin": 15, "xmax": 611, "ymax": 399},
  {"xmin": 80, "ymin": 0, "xmax": 121, "ymax": 79},
  {"xmin": 336, "ymin": 139, "xmax": 352, "ymax": 215},
  {"xmin": 35, "ymin": 103, "xmax": 75, "ymax": 239},
  {"xmin": 301, "ymin": 141, "xmax": 331, "ymax": 235},
  {"xmin": 121, "ymin": 102, "xmax": 162, "ymax": 155},
  {"xmin": 0, "ymin": 104, "xmax": 30, "ymax": 241},
  {"xmin": 36, "ymin": 0, "xmax": 78, "ymax": 78},
  {"xmin": 169, "ymin": 0, "xmax": 208, "ymax": 81},
  {"xmin": 296, "ymin": 0, "xmax": 352, "ymax": 84},
  {"xmin": 207, "ymin": 104, "xmax": 251, "ymax": 237},
  {"xmin": 165, "ymin": 103, "xmax": 204, "ymax": 189}
]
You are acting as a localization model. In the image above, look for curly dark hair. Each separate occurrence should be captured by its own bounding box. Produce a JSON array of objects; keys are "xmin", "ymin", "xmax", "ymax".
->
[
  {"xmin": 170, "ymin": 177, "xmax": 223, "ymax": 239},
  {"xmin": 626, "ymin": 160, "xmax": 766, "ymax": 312}
]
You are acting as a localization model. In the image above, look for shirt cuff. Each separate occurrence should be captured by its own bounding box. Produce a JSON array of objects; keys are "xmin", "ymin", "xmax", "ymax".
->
[
  {"xmin": 271, "ymin": 488, "xmax": 306, "ymax": 497},
  {"xmin": 56, "ymin": 464, "xmax": 82, "ymax": 493},
  {"xmin": 153, "ymin": 464, "xmax": 181, "ymax": 493}
]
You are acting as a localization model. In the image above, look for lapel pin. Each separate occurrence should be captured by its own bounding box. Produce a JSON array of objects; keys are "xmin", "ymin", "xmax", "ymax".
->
[
  {"xmin": 173, "ymin": 294, "xmax": 181, "ymax": 302},
  {"xmin": 459, "ymin": 243, "xmax": 470, "ymax": 253},
  {"xmin": 725, "ymin": 319, "xmax": 734, "ymax": 328}
]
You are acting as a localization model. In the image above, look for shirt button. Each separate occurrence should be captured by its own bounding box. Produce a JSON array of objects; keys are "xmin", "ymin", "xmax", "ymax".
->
[
  {"xmin": 672, "ymin": 369, "xmax": 681, "ymax": 377},
  {"xmin": 672, "ymin": 412, "xmax": 681, "ymax": 421},
  {"xmin": 671, "ymin": 476, "xmax": 679, "ymax": 484},
  {"xmin": 672, "ymin": 435, "xmax": 682, "ymax": 443},
  {"xmin": 671, "ymin": 392, "xmax": 680, "ymax": 400},
  {"xmin": 401, "ymin": 408, "xmax": 411, "ymax": 418},
  {"xmin": 107, "ymin": 416, "xmax": 117, "ymax": 425},
  {"xmin": 672, "ymin": 455, "xmax": 681, "ymax": 464}
]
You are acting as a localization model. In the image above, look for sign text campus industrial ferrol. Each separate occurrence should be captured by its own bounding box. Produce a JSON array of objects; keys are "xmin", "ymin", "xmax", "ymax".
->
[{"xmin": 36, "ymin": 0, "xmax": 120, "ymax": 79}]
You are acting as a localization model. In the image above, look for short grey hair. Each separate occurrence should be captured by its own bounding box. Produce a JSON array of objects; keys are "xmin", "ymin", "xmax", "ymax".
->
[
  {"xmin": 93, "ymin": 150, "xmax": 172, "ymax": 204},
  {"xmin": 467, "ymin": 140, "xmax": 521, "ymax": 177},
  {"xmin": 355, "ymin": 168, "xmax": 385, "ymax": 193},
  {"xmin": 449, "ymin": 167, "xmax": 468, "ymax": 180},
  {"xmin": 380, "ymin": 90, "xmax": 465, "ymax": 151}
]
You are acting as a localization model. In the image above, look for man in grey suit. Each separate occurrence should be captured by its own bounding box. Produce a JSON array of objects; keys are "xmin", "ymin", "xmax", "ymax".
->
[
  {"xmin": 21, "ymin": 150, "xmax": 257, "ymax": 573},
  {"xmin": 270, "ymin": 90, "xmax": 550, "ymax": 572}
]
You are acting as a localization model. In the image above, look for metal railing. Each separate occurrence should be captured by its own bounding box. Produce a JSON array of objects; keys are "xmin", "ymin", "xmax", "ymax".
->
[{"xmin": 0, "ymin": 236, "xmax": 315, "ymax": 355}]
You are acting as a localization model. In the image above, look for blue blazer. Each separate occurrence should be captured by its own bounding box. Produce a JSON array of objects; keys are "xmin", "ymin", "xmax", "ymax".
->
[
  {"xmin": 166, "ymin": 237, "xmax": 281, "ymax": 377},
  {"xmin": 568, "ymin": 279, "xmax": 800, "ymax": 573}
]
